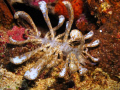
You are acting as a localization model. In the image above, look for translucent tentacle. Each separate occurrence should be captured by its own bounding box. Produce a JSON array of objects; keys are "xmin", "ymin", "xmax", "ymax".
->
[
  {"xmin": 47, "ymin": 59, "xmax": 62, "ymax": 69},
  {"xmin": 9, "ymin": 37, "xmax": 42, "ymax": 45},
  {"xmin": 59, "ymin": 54, "xmax": 69, "ymax": 77},
  {"xmin": 24, "ymin": 50, "xmax": 53, "ymax": 80},
  {"xmin": 45, "ymin": 15, "xmax": 65, "ymax": 39},
  {"xmin": 45, "ymin": 32, "xmax": 51, "ymax": 39},
  {"xmin": 14, "ymin": 11, "xmax": 40, "ymax": 36},
  {"xmin": 77, "ymin": 54, "xmax": 87, "ymax": 65},
  {"xmin": 39, "ymin": 1, "xmax": 55, "ymax": 39},
  {"xmin": 53, "ymin": 15, "xmax": 65, "ymax": 31},
  {"xmin": 83, "ymin": 39, "xmax": 100, "ymax": 48},
  {"xmin": 55, "ymin": 33, "xmax": 65, "ymax": 40},
  {"xmin": 10, "ymin": 47, "xmax": 43, "ymax": 65},
  {"xmin": 83, "ymin": 51, "xmax": 99, "ymax": 62},
  {"xmin": 24, "ymin": 58, "xmax": 46, "ymax": 80},
  {"xmin": 24, "ymin": 50, "xmax": 54, "ymax": 80},
  {"xmin": 84, "ymin": 31, "xmax": 94, "ymax": 40},
  {"xmin": 63, "ymin": 1, "xmax": 74, "ymax": 42},
  {"xmin": 69, "ymin": 53, "xmax": 78, "ymax": 73}
]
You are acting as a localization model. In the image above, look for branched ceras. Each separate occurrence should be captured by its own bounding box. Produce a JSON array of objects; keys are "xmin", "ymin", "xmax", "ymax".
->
[{"xmin": 9, "ymin": 1, "xmax": 100, "ymax": 80}]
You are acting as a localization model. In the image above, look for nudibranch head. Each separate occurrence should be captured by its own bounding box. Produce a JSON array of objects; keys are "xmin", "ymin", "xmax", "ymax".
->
[{"xmin": 70, "ymin": 29, "xmax": 83, "ymax": 41}]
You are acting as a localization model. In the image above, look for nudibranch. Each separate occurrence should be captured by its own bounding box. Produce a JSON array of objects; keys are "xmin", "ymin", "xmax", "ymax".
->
[{"xmin": 9, "ymin": 1, "xmax": 100, "ymax": 80}]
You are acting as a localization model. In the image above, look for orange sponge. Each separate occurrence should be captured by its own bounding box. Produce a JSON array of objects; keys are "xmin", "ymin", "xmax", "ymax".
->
[{"xmin": 54, "ymin": 0, "xmax": 83, "ymax": 20}]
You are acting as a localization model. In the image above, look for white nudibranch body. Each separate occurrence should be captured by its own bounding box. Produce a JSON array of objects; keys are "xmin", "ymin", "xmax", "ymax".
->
[{"xmin": 10, "ymin": 1, "xmax": 100, "ymax": 80}]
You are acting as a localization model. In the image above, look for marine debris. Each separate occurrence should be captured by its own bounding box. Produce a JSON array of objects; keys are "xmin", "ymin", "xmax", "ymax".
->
[{"xmin": 9, "ymin": 1, "xmax": 100, "ymax": 80}]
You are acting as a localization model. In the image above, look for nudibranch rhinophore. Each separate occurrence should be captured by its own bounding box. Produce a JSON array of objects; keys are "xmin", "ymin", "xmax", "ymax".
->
[{"xmin": 9, "ymin": 1, "xmax": 100, "ymax": 80}]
